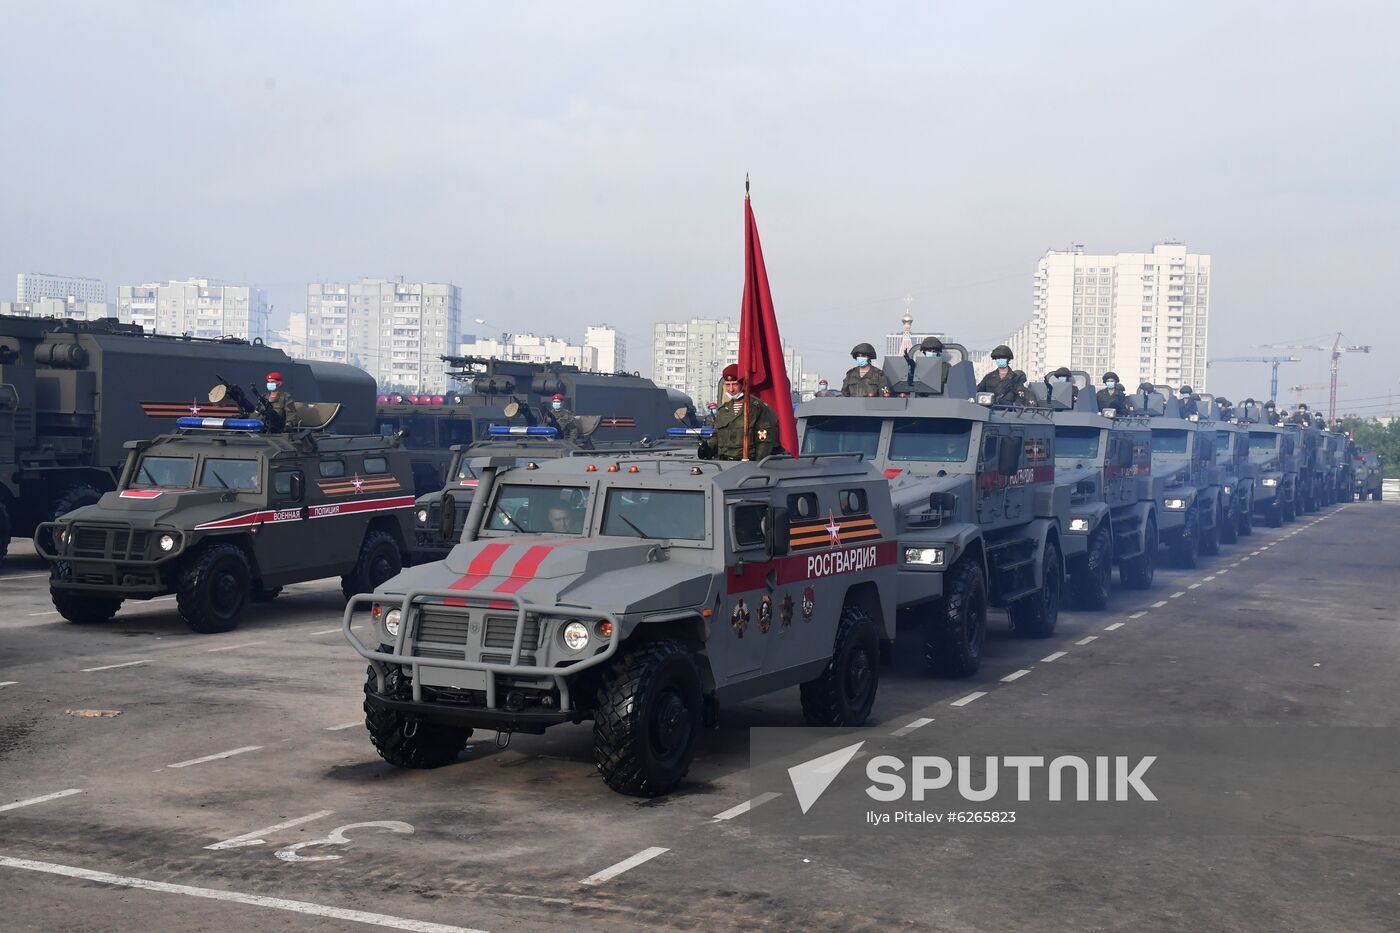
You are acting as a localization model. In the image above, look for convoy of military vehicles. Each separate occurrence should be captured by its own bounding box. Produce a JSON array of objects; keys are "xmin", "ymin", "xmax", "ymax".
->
[{"xmin": 6, "ymin": 313, "xmax": 1387, "ymax": 797}]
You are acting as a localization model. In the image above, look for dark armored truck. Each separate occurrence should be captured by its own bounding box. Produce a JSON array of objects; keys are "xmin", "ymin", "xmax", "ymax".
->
[
  {"xmin": 1248, "ymin": 418, "xmax": 1299, "ymax": 526},
  {"xmin": 0, "ymin": 315, "xmax": 374, "ymax": 562},
  {"xmin": 797, "ymin": 349, "xmax": 1068, "ymax": 677},
  {"xmin": 1291, "ymin": 420, "xmax": 1327, "ymax": 513},
  {"xmin": 1214, "ymin": 404, "xmax": 1258, "ymax": 542},
  {"xmin": 1135, "ymin": 387, "xmax": 1225, "ymax": 568},
  {"xmin": 1031, "ymin": 373, "xmax": 1158, "ymax": 608},
  {"xmin": 346, "ymin": 451, "xmax": 896, "ymax": 797},
  {"xmin": 1354, "ymin": 449, "xmax": 1383, "ymax": 501},
  {"xmin": 38, "ymin": 400, "xmax": 416, "ymax": 633}
]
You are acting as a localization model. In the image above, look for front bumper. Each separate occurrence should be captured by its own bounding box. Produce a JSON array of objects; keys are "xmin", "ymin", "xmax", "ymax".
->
[{"xmin": 36, "ymin": 521, "xmax": 182, "ymax": 596}]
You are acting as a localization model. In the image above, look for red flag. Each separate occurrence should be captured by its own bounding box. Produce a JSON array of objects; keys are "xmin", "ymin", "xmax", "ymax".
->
[{"xmin": 737, "ymin": 189, "xmax": 799, "ymax": 456}]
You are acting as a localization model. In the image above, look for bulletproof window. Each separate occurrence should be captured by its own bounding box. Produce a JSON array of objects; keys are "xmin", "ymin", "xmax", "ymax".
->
[
  {"xmin": 130, "ymin": 455, "xmax": 195, "ymax": 488},
  {"xmin": 787, "ymin": 492, "xmax": 819, "ymax": 519},
  {"xmin": 363, "ymin": 456, "xmax": 389, "ymax": 474},
  {"xmin": 199, "ymin": 458, "xmax": 260, "ymax": 491},
  {"xmin": 319, "ymin": 459, "xmax": 347, "ymax": 478},
  {"xmin": 1055, "ymin": 426, "xmax": 1102, "ymax": 459},
  {"xmin": 1151, "ymin": 429, "xmax": 1189, "ymax": 454},
  {"xmin": 486, "ymin": 484, "xmax": 590, "ymax": 535},
  {"xmin": 274, "ymin": 469, "xmax": 304, "ymax": 501},
  {"xmin": 839, "ymin": 488, "xmax": 867, "ymax": 514},
  {"xmin": 889, "ymin": 418, "xmax": 973, "ymax": 463},
  {"xmin": 800, "ymin": 415, "xmax": 882, "ymax": 459},
  {"xmin": 732, "ymin": 503, "xmax": 767, "ymax": 549},
  {"xmin": 602, "ymin": 489, "xmax": 707, "ymax": 541}
]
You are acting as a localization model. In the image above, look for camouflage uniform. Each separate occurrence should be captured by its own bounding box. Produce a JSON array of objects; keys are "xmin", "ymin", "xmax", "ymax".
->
[
  {"xmin": 842, "ymin": 366, "xmax": 890, "ymax": 398},
  {"xmin": 1096, "ymin": 385, "xmax": 1130, "ymax": 415},
  {"xmin": 550, "ymin": 407, "xmax": 579, "ymax": 439},
  {"xmin": 703, "ymin": 395, "xmax": 782, "ymax": 460},
  {"xmin": 976, "ymin": 368, "xmax": 1033, "ymax": 406},
  {"xmin": 267, "ymin": 390, "xmax": 300, "ymax": 430}
]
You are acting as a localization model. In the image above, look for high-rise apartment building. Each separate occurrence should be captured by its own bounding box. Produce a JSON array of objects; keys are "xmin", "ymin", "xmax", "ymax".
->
[
  {"xmin": 305, "ymin": 277, "xmax": 461, "ymax": 393},
  {"xmin": 585, "ymin": 324, "xmax": 626, "ymax": 373},
  {"xmin": 0, "ymin": 298, "xmax": 111, "ymax": 321},
  {"xmin": 467, "ymin": 333, "xmax": 598, "ymax": 370},
  {"xmin": 116, "ymin": 278, "xmax": 269, "ymax": 342},
  {"xmin": 652, "ymin": 318, "xmax": 804, "ymax": 407},
  {"xmin": 1002, "ymin": 243, "xmax": 1211, "ymax": 391},
  {"xmin": 17, "ymin": 271, "xmax": 106, "ymax": 305}
]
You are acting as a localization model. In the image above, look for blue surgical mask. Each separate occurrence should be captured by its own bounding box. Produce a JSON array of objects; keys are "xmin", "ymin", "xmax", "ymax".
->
[
  {"xmin": 923, "ymin": 351, "xmax": 937, "ymax": 358},
  {"xmin": 552, "ymin": 401, "xmax": 561, "ymax": 410},
  {"xmin": 1056, "ymin": 376, "xmax": 1068, "ymax": 384},
  {"xmin": 995, "ymin": 358, "xmax": 1009, "ymax": 369},
  {"xmin": 1105, "ymin": 380, "xmax": 1117, "ymax": 388},
  {"xmin": 729, "ymin": 390, "xmax": 744, "ymax": 401},
  {"xmin": 266, "ymin": 382, "xmax": 278, "ymax": 392},
  {"xmin": 854, "ymin": 356, "xmax": 869, "ymax": 367}
]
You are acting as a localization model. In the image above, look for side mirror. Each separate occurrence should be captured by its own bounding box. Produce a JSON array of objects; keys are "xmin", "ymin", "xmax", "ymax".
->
[
  {"xmin": 764, "ymin": 507, "xmax": 790, "ymax": 558},
  {"xmin": 208, "ymin": 384, "xmax": 228, "ymax": 404},
  {"xmin": 998, "ymin": 437, "xmax": 1021, "ymax": 475},
  {"xmin": 289, "ymin": 473, "xmax": 305, "ymax": 501},
  {"xmin": 440, "ymin": 492, "xmax": 456, "ymax": 542}
]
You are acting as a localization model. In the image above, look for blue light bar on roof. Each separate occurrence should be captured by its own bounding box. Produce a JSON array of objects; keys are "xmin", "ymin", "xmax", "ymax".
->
[
  {"xmin": 667, "ymin": 427, "xmax": 714, "ymax": 436},
  {"xmin": 487, "ymin": 425, "xmax": 558, "ymax": 437},
  {"xmin": 177, "ymin": 417, "xmax": 264, "ymax": 430}
]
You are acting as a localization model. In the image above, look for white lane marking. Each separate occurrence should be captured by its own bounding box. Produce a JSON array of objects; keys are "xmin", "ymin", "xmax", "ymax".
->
[
  {"xmin": 0, "ymin": 573, "xmax": 50, "ymax": 581},
  {"xmin": 1001, "ymin": 669, "xmax": 1032, "ymax": 682},
  {"xmin": 0, "ymin": 855, "xmax": 483, "ymax": 932},
  {"xmin": 81, "ymin": 660, "xmax": 150, "ymax": 672},
  {"xmin": 711, "ymin": 792, "xmax": 782, "ymax": 822},
  {"xmin": 1128, "ymin": 611, "xmax": 1148, "ymax": 619},
  {"xmin": 580, "ymin": 846, "xmax": 669, "ymax": 886},
  {"xmin": 951, "ymin": 691, "xmax": 987, "ymax": 707},
  {"xmin": 1203, "ymin": 575, "xmax": 1216, "ymax": 581},
  {"xmin": 308, "ymin": 629, "xmax": 342, "ymax": 637},
  {"xmin": 1151, "ymin": 600, "xmax": 1168, "ymax": 608},
  {"xmin": 0, "ymin": 789, "xmax": 83, "ymax": 813},
  {"xmin": 1041, "ymin": 651, "xmax": 1068, "ymax": 662},
  {"xmin": 1104, "ymin": 622, "xmax": 1125, "ymax": 631},
  {"xmin": 1240, "ymin": 556, "xmax": 1251, "ymax": 561},
  {"xmin": 205, "ymin": 641, "xmax": 264, "ymax": 653},
  {"xmin": 1188, "ymin": 583, "xmax": 1202, "ymax": 590},
  {"xmin": 326, "ymin": 721, "xmax": 361, "ymax": 731},
  {"xmin": 168, "ymin": 746, "xmax": 263, "ymax": 769},
  {"xmin": 1217, "ymin": 568, "xmax": 1230, "ymax": 574},
  {"xmin": 0, "ymin": 681, "xmax": 16, "ymax": 688},
  {"xmin": 275, "ymin": 821, "xmax": 412, "ymax": 862},
  {"xmin": 1252, "ymin": 550, "xmax": 1262, "ymax": 555},
  {"xmin": 27, "ymin": 610, "xmax": 59, "ymax": 617},
  {"xmin": 1230, "ymin": 562, "xmax": 1241, "ymax": 568},
  {"xmin": 206, "ymin": 810, "xmax": 336, "ymax": 850},
  {"xmin": 1075, "ymin": 637, "xmax": 1098, "ymax": 646},
  {"xmin": 890, "ymin": 717, "xmax": 935, "ymax": 736},
  {"xmin": 1170, "ymin": 591, "xmax": 1186, "ymax": 599}
]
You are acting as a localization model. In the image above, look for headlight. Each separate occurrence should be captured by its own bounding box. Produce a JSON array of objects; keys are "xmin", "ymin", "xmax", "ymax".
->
[
  {"xmin": 1068, "ymin": 517, "xmax": 1090, "ymax": 532},
  {"xmin": 158, "ymin": 533, "xmax": 176, "ymax": 552},
  {"xmin": 384, "ymin": 609, "xmax": 401, "ymax": 637},
  {"xmin": 1165, "ymin": 498, "xmax": 1188, "ymax": 510},
  {"xmin": 975, "ymin": 392, "xmax": 995, "ymax": 406},
  {"xmin": 1223, "ymin": 485, "xmax": 1232, "ymax": 496},
  {"xmin": 1262, "ymin": 477, "xmax": 1279, "ymax": 487},
  {"xmin": 904, "ymin": 547, "xmax": 945, "ymax": 567},
  {"xmin": 562, "ymin": 620, "xmax": 590, "ymax": 651},
  {"xmin": 55, "ymin": 527, "xmax": 68, "ymax": 544},
  {"xmin": 416, "ymin": 509, "xmax": 429, "ymax": 524}
]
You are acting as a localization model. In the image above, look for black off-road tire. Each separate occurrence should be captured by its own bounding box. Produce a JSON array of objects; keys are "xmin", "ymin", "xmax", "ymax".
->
[
  {"xmin": 1009, "ymin": 538, "xmax": 1062, "ymax": 639},
  {"xmin": 177, "ymin": 542, "xmax": 252, "ymax": 634},
  {"xmin": 37, "ymin": 483, "xmax": 103, "ymax": 552},
  {"xmin": 1265, "ymin": 498, "xmax": 1283, "ymax": 528},
  {"xmin": 364, "ymin": 664, "xmax": 472, "ymax": 769},
  {"xmin": 51, "ymin": 588, "xmax": 123, "ymax": 625},
  {"xmin": 594, "ymin": 640, "xmax": 703, "ymax": 797},
  {"xmin": 1200, "ymin": 505, "xmax": 1222, "ymax": 556},
  {"xmin": 0, "ymin": 501, "xmax": 11, "ymax": 561},
  {"xmin": 1238, "ymin": 499, "xmax": 1254, "ymax": 536},
  {"xmin": 1120, "ymin": 517, "xmax": 1156, "ymax": 590},
  {"xmin": 1375, "ymin": 488, "xmax": 1383, "ymax": 501},
  {"xmin": 1219, "ymin": 501, "xmax": 1239, "ymax": 545},
  {"xmin": 251, "ymin": 585, "xmax": 282, "ymax": 603},
  {"xmin": 341, "ymin": 529, "xmax": 404, "ymax": 602},
  {"xmin": 804, "ymin": 603, "xmax": 882, "ymax": 721},
  {"xmin": 1069, "ymin": 525, "xmax": 1112, "ymax": 611},
  {"xmin": 1282, "ymin": 495, "xmax": 1297, "ymax": 522},
  {"xmin": 922, "ymin": 560, "xmax": 987, "ymax": 677},
  {"xmin": 1170, "ymin": 512, "xmax": 1199, "ymax": 569}
]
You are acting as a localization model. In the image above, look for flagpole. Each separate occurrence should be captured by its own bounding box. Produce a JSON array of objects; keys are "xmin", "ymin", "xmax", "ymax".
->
[{"xmin": 742, "ymin": 173, "xmax": 751, "ymax": 459}]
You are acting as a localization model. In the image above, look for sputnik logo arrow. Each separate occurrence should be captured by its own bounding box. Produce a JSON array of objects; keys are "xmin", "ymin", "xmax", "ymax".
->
[{"xmin": 786, "ymin": 741, "xmax": 864, "ymax": 814}]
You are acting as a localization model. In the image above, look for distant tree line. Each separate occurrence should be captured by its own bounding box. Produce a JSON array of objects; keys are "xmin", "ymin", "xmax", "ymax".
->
[{"xmin": 1340, "ymin": 417, "xmax": 1399, "ymax": 476}]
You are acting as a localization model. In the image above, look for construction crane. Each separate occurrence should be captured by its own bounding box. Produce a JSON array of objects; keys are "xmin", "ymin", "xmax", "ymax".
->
[
  {"xmin": 1287, "ymin": 383, "xmax": 1344, "ymax": 408},
  {"xmin": 1207, "ymin": 356, "xmax": 1300, "ymax": 402},
  {"xmin": 1257, "ymin": 332, "xmax": 1371, "ymax": 421}
]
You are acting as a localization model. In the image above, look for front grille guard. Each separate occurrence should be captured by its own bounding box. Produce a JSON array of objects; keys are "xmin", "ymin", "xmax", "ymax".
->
[
  {"xmin": 344, "ymin": 588, "xmax": 620, "ymax": 715},
  {"xmin": 34, "ymin": 521, "xmax": 185, "ymax": 565}
]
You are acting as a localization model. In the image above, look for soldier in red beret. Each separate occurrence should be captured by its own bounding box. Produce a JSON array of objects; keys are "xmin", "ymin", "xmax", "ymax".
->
[{"xmin": 699, "ymin": 364, "xmax": 782, "ymax": 461}]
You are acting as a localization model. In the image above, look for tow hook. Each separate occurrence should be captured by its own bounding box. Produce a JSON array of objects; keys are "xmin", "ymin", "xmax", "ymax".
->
[
  {"xmin": 402, "ymin": 720, "xmax": 419, "ymax": 739},
  {"xmin": 495, "ymin": 730, "xmax": 513, "ymax": 749}
]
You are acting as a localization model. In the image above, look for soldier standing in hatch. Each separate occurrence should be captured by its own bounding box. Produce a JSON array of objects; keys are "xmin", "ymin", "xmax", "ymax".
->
[
  {"xmin": 700, "ymin": 364, "xmax": 782, "ymax": 461},
  {"xmin": 264, "ymin": 372, "xmax": 300, "ymax": 430},
  {"xmin": 1096, "ymin": 371, "xmax": 1130, "ymax": 415},
  {"xmin": 547, "ymin": 393, "xmax": 579, "ymax": 439},
  {"xmin": 976, "ymin": 345, "xmax": 1033, "ymax": 406},
  {"xmin": 1178, "ymin": 386, "xmax": 1199, "ymax": 417},
  {"xmin": 1047, "ymin": 366, "xmax": 1079, "ymax": 404},
  {"xmin": 842, "ymin": 343, "xmax": 891, "ymax": 397}
]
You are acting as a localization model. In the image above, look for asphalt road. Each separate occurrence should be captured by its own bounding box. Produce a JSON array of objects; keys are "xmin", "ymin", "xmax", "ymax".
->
[{"xmin": 1, "ymin": 496, "xmax": 1397, "ymax": 932}]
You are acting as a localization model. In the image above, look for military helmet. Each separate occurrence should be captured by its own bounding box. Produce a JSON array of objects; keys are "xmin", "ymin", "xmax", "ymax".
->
[
  {"xmin": 1102, "ymin": 371, "xmax": 1120, "ymax": 382},
  {"xmin": 1051, "ymin": 366, "xmax": 1072, "ymax": 378},
  {"xmin": 851, "ymin": 342, "xmax": 877, "ymax": 359},
  {"xmin": 1180, "ymin": 385, "xmax": 1194, "ymax": 395},
  {"xmin": 919, "ymin": 336, "xmax": 944, "ymax": 353},
  {"xmin": 990, "ymin": 345, "xmax": 1013, "ymax": 360}
]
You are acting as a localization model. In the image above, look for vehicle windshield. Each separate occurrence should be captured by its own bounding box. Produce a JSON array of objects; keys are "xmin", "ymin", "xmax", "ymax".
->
[
  {"xmin": 198, "ymin": 458, "xmax": 260, "ymax": 490},
  {"xmin": 601, "ymin": 488, "xmax": 707, "ymax": 541},
  {"xmin": 800, "ymin": 416, "xmax": 882, "ymax": 459},
  {"xmin": 485, "ymin": 484, "xmax": 590, "ymax": 535},
  {"xmin": 130, "ymin": 455, "xmax": 195, "ymax": 488},
  {"xmin": 1248, "ymin": 432, "xmax": 1279, "ymax": 451},
  {"xmin": 889, "ymin": 418, "xmax": 973, "ymax": 463},
  {"xmin": 454, "ymin": 459, "xmax": 478, "ymax": 482},
  {"xmin": 1216, "ymin": 431, "xmax": 1238, "ymax": 453},
  {"xmin": 1054, "ymin": 426, "xmax": 1102, "ymax": 459},
  {"xmin": 1151, "ymin": 429, "xmax": 1190, "ymax": 454}
]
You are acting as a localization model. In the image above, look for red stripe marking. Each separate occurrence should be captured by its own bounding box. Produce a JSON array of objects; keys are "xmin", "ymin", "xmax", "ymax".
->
[
  {"xmin": 493, "ymin": 545, "xmax": 554, "ymax": 595},
  {"xmin": 444, "ymin": 542, "xmax": 512, "ymax": 606}
]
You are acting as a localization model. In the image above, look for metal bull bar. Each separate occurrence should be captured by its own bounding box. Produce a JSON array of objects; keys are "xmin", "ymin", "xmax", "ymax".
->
[{"xmin": 343, "ymin": 588, "xmax": 621, "ymax": 715}]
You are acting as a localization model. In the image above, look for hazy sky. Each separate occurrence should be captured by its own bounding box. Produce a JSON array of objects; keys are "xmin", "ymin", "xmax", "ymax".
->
[{"xmin": 3, "ymin": 1, "xmax": 1397, "ymax": 413}]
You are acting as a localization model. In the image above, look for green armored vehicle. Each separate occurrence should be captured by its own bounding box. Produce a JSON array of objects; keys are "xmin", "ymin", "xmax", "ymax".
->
[
  {"xmin": 1354, "ymin": 448, "xmax": 1383, "ymax": 501},
  {"xmin": 798, "ymin": 347, "xmax": 1069, "ymax": 677},
  {"xmin": 1213, "ymin": 401, "xmax": 1258, "ymax": 542},
  {"xmin": 1134, "ymin": 387, "xmax": 1225, "ymax": 568},
  {"xmin": 1030, "ymin": 373, "xmax": 1158, "ymax": 608},
  {"xmin": 37, "ymin": 393, "xmax": 416, "ymax": 634},
  {"xmin": 345, "ymin": 450, "xmax": 896, "ymax": 797},
  {"xmin": 1247, "ymin": 416, "xmax": 1299, "ymax": 526}
]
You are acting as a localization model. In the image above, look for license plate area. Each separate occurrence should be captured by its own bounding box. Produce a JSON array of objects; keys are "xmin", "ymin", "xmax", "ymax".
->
[{"xmin": 417, "ymin": 665, "xmax": 487, "ymax": 692}]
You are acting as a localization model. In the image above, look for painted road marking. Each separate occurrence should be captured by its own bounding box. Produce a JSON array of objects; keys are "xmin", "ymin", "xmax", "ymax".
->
[
  {"xmin": 1217, "ymin": 568, "xmax": 1230, "ymax": 574},
  {"xmin": 1001, "ymin": 669, "xmax": 1032, "ymax": 682},
  {"xmin": 1104, "ymin": 622, "xmax": 1124, "ymax": 631},
  {"xmin": 309, "ymin": 628, "xmax": 342, "ymax": 636},
  {"xmin": 0, "ymin": 573, "xmax": 50, "ymax": 581},
  {"xmin": 951, "ymin": 692, "xmax": 987, "ymax": 707},
  {"xmin": 1188, "ymin": 583, "xmax": 1202, "ymax": 590},
  {"xmin": 1151, "ymin": 600, "xmax": 1168, "ymax": 608},
  {"xmin": 206, "ymin": 641, "xmax": 264, "ymax": 653},
  {"xmin": 206, "ymin": 810, "xmax": 336, "ymax": 850},
  {"xmin": 326, "ymin": 721, "xmax": 362, "ymax": 731},
  {"xmin": 0, "ymin": 855, "xmax": 483, "ymax": 932},
  {"xmin": 0, "ymin": 789, "xmax": 82, "ymax": 813},
  {"xmin": 1230, "ymin": 562, "xmax": 1241, "ymax": 568},
  {"xmin": 1240, "ymin": 556, "xmax": 1251, "ymax": 561},
  {"xmin": 1129, "ymin": 611, "xmax": 1148, "ymax": 619},
  {"xmin": 1203, "ymin": 575, "xmax": 1216, "ymax": 581},
  {"xmin": 1042, "ymin": 651, "xmax": 1068, "ymax": 662},
  {"xmin": 81, "ymin": 660, "xmax": 150, "ymax": 672},
  {"xmin": 581, "ymin": 847, "xmax": 669, "ymax": 886},
  {"xmin": 890, "ymin": 717, "xmax": 935, "ymax": 736},
  {"xmin": 1252, "ymin": 550, "xmax": 1262, "ymax": 555},
  {"xmin": 27, "ymin": 610, "xmax": 59, "ymax": 617},
  {"xmin": 1075, "ymin": 637, "xmax": 1098, "ymax": 646},
  {"xmin": 168, "ymin": 746, "xmax": 263, "ymax": 769},
  {"xmin": 712, "ymin": 792, "xmax": 782, "ymax": 822},
  {"xmin": 0, "ymin": 681, "xmax": 16, "ymax": 688},
  {"xmin": 1170, "ymin": 591, "xmax": 1186, "ymax": 598}
]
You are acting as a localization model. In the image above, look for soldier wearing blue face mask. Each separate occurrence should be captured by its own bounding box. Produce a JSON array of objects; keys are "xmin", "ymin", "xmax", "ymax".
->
[
  {"xmin": 842, "ymin": 342, "xmax": 891, "ymax": 397},
  {"xmin": 976, "ymin": 345, "xmax": 1032, "ymax": 406},
  {"xmin": 547, "ymin": 393, "xmax": 579, "ymax": 439},
  {"xmin": 1096, "ymin": 371, "xmax": 1130, "ymax": 415},
  {"xmin": 1047, "ymin": 366, "xmax": 1079, "ymax": 404},
  {"xmin": 263, "ymin": 371, "xmax": 300, "ymax": 430}
]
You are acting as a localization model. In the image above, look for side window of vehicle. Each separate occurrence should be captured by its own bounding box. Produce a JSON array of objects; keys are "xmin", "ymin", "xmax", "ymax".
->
[
  {"xmin": 732, "ymin": 503, "xmax": 767, "ymax": 549},
  {"xmin": 274, "ymin": 470, "xmax": 304, "ymax": 502},
  {"xmin": 363, "ymin": 456, "xmax": 388, "ymax": 474},
  {"xmin": 319, "ymin": 459, "xmax": 346, "ymax": 478},
  {"xmin": 787, "ymin": 492, "xmax": 818, "ymax": 519},
  {"xmin": 980, "ymin": 434, "xmax": 1000, "ymax": 465},
  {"xmin": 838, "ymin": 488, "xmax": 866, "ymax": 514}
]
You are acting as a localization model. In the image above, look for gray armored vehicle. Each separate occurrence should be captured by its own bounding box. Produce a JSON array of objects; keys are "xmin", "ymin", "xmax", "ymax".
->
[
  {"xmin": 345, "ymin": 451, "xmax": 896, "ymax": 797},
  {"xmin": 1247, "ymin": 418, "xmax": 1299, "ymax": 526},
  {"xmin": 1134, "ymin": 387, "xmax": 1225, "ymax": 568},
  {"xmin": 1324, "ymin": 430, "xmax": 1354, "ymax": 503},
  {"xmin": 1291, "ymin": 420, "xmax": 1327, "ymax": 513},
  {"xmin": 798, "ymin": 347, "xmax": 1068, "ymax": 677},
  {"xmin": 1214, "ymin": 405, "xmax": 1258, "ymax": 542},
  {"xmin": 37, "ymin": 393, "xmax": 416, "ymax": 634},
  {"xmin": 1030, "ymin": 373, "xmax": 1158, "ymax": 608},
  {"xmin": 0, "ymin": 315, "xmax": 374, "ymax": 563},
  {"xmin": 1354, "ymin": 448, "xmax": 1383, "ymax": 501}
]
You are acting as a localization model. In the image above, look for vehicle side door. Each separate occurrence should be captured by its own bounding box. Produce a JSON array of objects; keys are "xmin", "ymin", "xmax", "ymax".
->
[{"xmin": 262, "ymin": 459, "xmax": 326, "ymax": 584}]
